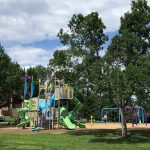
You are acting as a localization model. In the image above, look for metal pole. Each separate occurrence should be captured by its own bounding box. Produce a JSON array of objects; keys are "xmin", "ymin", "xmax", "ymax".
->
[
  {"xmin": 145, "ymin": 111, "xmax": 147, "ymax": 126},
  {"xmin": 106, "ymin": 111, "xmax": 108, "ymax": 123},
  {"xmin": 131, "ymin": 107, "xmax": 134, "ymax": 127},
  {"xmin": 101, "ymin": 109, "xmax": 103, "ymax": 123},
  {"xmin": 118, "ymin": 111, "xmax": 121, "ymax": 123},
  {"xmin": 49, "ymin": 88, "xmax": 51, "ymax": 130},
  {"xmin": 58, "ymin": 80, "xmax": 61, "ymax": 129},
  {"xmin": 142, "ymin": 109, "xmax": 144, "ymax": 124},
  {"xmin": 137, "ymin": 109, "xmax": 140, "ymax": 124},
  {"xmin": 37, "ymin": 79, "xmax": 41, "ymax": 126}
]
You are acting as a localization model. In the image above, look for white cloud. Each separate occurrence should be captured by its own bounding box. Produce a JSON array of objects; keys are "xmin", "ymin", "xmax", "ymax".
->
[
  {"xmin": 6, "ymin": 45, "xmax": 50, "ymax": 67},
  {"xmin": 1, "ymin": 0, "xmax": 150, "ymax": 67},
  {"xmin": 1, "ymin": 0, "xmax": 149, "ymax": 43},
  {"xmin": 6, "ymin": 45, "xmax": 68, "ymax": 67}
]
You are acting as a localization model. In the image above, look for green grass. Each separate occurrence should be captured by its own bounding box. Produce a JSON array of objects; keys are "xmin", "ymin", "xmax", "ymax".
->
[
  {"xmin": 4, "ymin": 116, "xmax": 15, "ymax": 122},
  {"xmin": 0, "ymin": 129, "xmax": 150, "ymax": 150},
  {"xmin": 0, "ymin": 116, "xmax": 15, "ymax": 126}
]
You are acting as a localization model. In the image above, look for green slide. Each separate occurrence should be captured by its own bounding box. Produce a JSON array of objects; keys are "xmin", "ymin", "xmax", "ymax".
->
[
  {"xmin": 71, "ymin": 119, "xmax": 86, "ymax": 128},
  {"xmin": 17, "ymin": 120, "xmax": 30, "ymax": 127},
  {"xmin": 60, "ymin": 107, "xmax": 75, "ymax": 130},
  {"xmin": 69, "ymin": 97, "xmax": 86, "ymax": 128},
  {"xmin": 17, "ymin": 108, "xmax": 30, "ymax": 128}
]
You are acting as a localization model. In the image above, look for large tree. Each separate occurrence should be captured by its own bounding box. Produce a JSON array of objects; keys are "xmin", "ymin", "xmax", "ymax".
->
[
  {"xmin": 0, "ymin": 45, "xmax": 24, "ymax": 107},
  {"xmin": 57, "ymin": 12, "xmax": 108, "ymax": 118},
  {"xmin": 105, "ymin": 0, "xmax": 150, "ymax": 137}
]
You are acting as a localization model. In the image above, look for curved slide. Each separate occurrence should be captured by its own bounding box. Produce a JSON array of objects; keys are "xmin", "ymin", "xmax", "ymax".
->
[
  {"xmin": 17, "ymin": 108, "xmax": 30, "ymax": 128},
  {"xmin": 70, "ymin": 119, "xmax": 86, "ymax": 128},
  {"xmin": 60, "ymin": 107, "xmax": 75, "ymax": 130},
  {"xmin": 17, "ymin": 120, "xmax": 30, "ymax": 128}
]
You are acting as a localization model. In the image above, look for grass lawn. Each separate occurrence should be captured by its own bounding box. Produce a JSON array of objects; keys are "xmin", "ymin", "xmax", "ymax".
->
[{"xmin": 0, "ymin": 129, "xmax": 150, "ymax": 150}]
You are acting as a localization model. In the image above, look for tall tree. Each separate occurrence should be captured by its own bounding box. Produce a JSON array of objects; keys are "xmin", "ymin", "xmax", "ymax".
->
[
  {"xmin": 0, "ymin": 45, "xmax": 24, "ymax": 107},
  {"xmin": 105, "ymin": 0, "xmax": 150, "ymax": 137},
  {"xmin": 57, "ymin": 12, "xmax": 108, "ymax": 118}
]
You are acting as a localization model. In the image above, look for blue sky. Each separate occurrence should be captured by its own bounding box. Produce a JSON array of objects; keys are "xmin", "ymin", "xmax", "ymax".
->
[{"xmin": 0, "ymin": 0, "xmax": 149, "ymax": 68}]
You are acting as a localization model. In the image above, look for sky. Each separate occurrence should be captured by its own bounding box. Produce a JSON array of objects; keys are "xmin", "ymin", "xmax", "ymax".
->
[{"xmin": 0, "ymin": 0, "xmax": 149, "ymax": 68}]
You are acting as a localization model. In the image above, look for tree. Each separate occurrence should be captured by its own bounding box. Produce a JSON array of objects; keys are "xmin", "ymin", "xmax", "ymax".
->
[
  {"xmin": 0, "ymin": 45, "xmax": 24, "ymax": 107},
  {"xmin": 105, "ymin": 0, "xmax": 150, "ymax": 137},
  {"xmin": 35, "ymin": 65, "xmax": 48, "ymax": 81},
  {"xmin": 48, "ymin": 50, "xmax": 74, "ymax": 82},
  {"xmin": 58, "ymin": 12, "xmax": 108, "ymax": 58},
  {"xmin": 57, "ymin": 12, "xmax": 108, "ymax": 119},
  {"xmin": 133, "ymin": 54, "xmax": 150, "ymax": 111},
  {"xmin": 107, "ymin": 0, "xmax": 150, "ymax": 66}
]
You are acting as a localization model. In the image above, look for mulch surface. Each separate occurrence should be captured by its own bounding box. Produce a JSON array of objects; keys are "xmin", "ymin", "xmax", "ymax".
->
[{"xmin": 0, "ymin": 123, "xmax": 149, "ymax": 135}]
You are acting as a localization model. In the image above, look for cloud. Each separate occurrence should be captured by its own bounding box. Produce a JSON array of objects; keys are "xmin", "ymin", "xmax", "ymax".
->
[
  {"xmin": 1, "ymin": 0, "xmax": 150, "ymax": 68},
  {"xmin": 6, "ymin": 44, "xmax": 68, "ymax": 68},
  {"xmin": 1, "ymin": 0, "xmax": 149, "ymax": 43}
]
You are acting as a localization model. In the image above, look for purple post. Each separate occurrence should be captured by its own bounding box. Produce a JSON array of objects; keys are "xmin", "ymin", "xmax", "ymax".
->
[
  {"xmin": 136, "ymin": 113, "xmax": 138, "ymax": 126},
  {"xmin": 131, "ymin": 108, "xmax": 134, "ymax": 127},
  {"xmin": 145, "ymin": 112, "xmax": 148, "ymax": 126}
]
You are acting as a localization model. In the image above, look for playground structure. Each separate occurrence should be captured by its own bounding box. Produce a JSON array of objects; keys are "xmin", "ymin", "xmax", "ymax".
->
[
  {"xmin": 17, "ymin": 75, "xmax": 85, "ymax": 130},
  {"xmin": 125, "ymin": 106, "xmax": 147, "ymax": 127},
  {"xmin": 101, "ymin": 106, "xmax": 147, "ymax": 127},
  {"xmin": 101, "ymin": 108, "xmax": 121, "ymax": 123},
  {"xmin": 17, "ymin": 100, "xmax": 36, "ymax": 128}
]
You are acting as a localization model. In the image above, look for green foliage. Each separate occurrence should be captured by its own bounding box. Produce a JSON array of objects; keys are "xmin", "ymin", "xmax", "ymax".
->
[
  {"xmin": 0, "ymin": 45, "xmax": 24, "ymax": 107},
  {"xmin": 104, "ymin": 0, "xmax": 150, "ymax": 137},
  {"xmin": 48, "ymin": 49, "xmax": 73, "ymax": 81},
  {"xmin": 57, "ymin": 12, "xmax": 109, "ymax": 119},
  {"xmin": 106, "ymin": 0, "xmax": 150, "ymax": 108},
  {"xmin": 58, "ymin": 12, "xmax": 108, "ymax": 58},
  {"xmin": 107, "ymin": 0, "xmax": 150, "ymax": 66}
]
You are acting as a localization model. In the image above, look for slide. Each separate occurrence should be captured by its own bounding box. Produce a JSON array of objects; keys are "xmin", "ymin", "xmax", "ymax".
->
[
  {"xmin": 69, "ymin": 97, "xmax": 86, "ymax": 128},
  {"xmin": 39, "ymin": 95, "xmax": 55, "ymax": 114},
  {"xmin": 60, "ymin": 107, "xmax": 75, "ymax": 130},
  {"xmin": 70, "ymin": 119, "xmax": 86, "ymax": 128},
  {"xmin": 17, "ymin": 108, "xmax": 30, "ymax": 128},
  {"xmin": 60, "ymin": 116, "xmax": 76, "ymax": 129},
  {"xmin": 17, "ymin": 120, "xmax": 30, "ymax": 128},
  {"xmin": 47, "ymin": 95, "xmax": 55, "ymax": 107}
]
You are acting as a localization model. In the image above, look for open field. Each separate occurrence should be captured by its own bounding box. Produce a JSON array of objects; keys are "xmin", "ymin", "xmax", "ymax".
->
[
  {"xmin": 0, "ymin": 123, "xmax": 150, "ymax": 150},
  {"xmin": 0, "ymin": 129, "xmax": 150, "ymax": 150}
]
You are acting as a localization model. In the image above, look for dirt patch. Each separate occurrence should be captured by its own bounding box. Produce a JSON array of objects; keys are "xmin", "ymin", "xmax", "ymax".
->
[
  {"xmin": 0, "ymin": 127, "xmax": 69, "ymax": 135},
  {"xmin": 86, "ymin": 123, "xmax": 150, "ymax": 129},
  {"xmin": 0, "ymin": 123, "xmax": 149, "ymax": 135}
]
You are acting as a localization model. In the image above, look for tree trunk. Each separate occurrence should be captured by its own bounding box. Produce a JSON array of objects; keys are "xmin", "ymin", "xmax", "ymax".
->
[{"xmin": 120, "ymin": 107, "xmax": 127, "ymax": 137}]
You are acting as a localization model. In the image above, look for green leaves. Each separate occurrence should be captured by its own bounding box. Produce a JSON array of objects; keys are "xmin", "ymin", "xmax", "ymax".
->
[
  {"xmin": 0, "ymin": 45, "xmax": 24, "ymax": 106},
  {"xmin": 108, "ymin": 0, "xmax": 150, "ymax": 67},
  {"xmin": 58, "ymin": 12, "xmax": 108, "ymax": 58}
]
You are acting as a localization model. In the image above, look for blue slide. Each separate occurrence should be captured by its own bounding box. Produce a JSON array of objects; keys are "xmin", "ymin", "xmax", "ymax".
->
[
  {"xmin": 47, "ymin": 95, "xmax": 54, "ymax": 107},
  {"xmin": 38, "ymin": 95, "xmax": 55, "ymax": 113}
]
